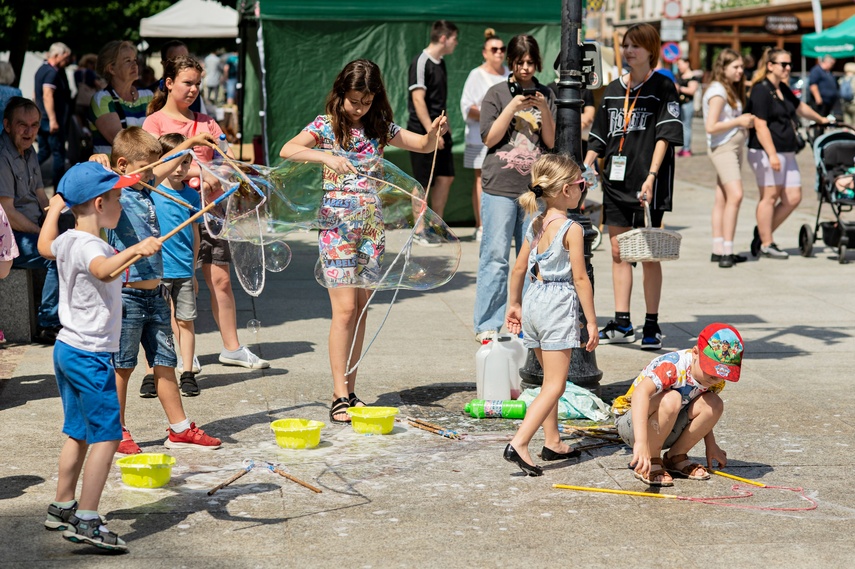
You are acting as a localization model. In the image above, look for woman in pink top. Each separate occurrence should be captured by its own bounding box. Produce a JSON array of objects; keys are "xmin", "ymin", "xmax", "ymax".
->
[{"xmin": 143, "ymin": 55, "xmax": 268, "ymax": 377}]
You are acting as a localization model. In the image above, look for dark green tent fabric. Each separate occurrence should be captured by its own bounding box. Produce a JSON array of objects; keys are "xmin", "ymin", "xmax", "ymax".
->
[
  {"xmin": 259, "ymin": 0, "xmax": 561, "ymax": 23},
  {"xmin": 803, "ymin": 15, "xmax": 855, "ymax": 58},
  {"xmin": 253, "ymin": 1, "xmax": 562, "ymax": 222}
]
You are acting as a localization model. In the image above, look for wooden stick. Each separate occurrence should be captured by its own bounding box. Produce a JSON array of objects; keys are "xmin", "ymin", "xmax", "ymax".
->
[
  {"xmin": 709, "ymin": 469, "xmax": 767, "ymax": 488},
  {"xmin": 572, "ymin": 441, "xmax": 622, "ymax": 453},
  {"xmin": 125, "ymin": 149, "xmax": 190, "ymax": 176},
  {"xmin": 271, "ymin": 466, "xmax": 322, "ymax": 493},
  {"xmin": 554, "ymin": 483, "xmax": 679, "ymax": 500},
  {"xmin": 207, "ymin": 467, "xmax": 251, "ymax": 495},
  {"xmin": 138, "ymin": 180, "xmax": 198, "ymax": 212},
  {"xmin": 405, "ymin": 420, "xmax": 460, "ymax": 440},
  {"xmin": 206, "ymin": 141, "xmax": 265, "ymax": 198},
  {"xmin": 108, "ymin": 189, "xmax": 230, "ymax": 278}
]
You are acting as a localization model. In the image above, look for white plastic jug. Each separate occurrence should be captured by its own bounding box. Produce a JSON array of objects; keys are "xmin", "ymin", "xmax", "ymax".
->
[{"xmin": 475, "ymin": 334, "xmax": 527, "ymax": 400}]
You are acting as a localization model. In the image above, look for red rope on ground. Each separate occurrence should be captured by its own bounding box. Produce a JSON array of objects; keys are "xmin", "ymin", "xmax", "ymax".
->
[{"xmin": 678, "ymin": 484, "xmax": 818, "ymax": 512}]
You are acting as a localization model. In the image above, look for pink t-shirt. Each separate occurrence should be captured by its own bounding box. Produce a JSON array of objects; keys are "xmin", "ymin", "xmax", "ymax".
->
[
  {"xmin": 0, "ymin": 202, "xmax": 19, "ymax": 262},
  {"xmin": 142, "ymin": 111, "xmax": 225, "ymax": 162}
]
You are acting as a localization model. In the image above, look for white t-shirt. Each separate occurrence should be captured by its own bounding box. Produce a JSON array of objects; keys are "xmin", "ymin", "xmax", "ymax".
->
[
  {"xmin": 702, "ymin": 81, "xmax": 743, "ymax": 149},
  {"xmin": 52, "ymin": 230, "xmax": 122, "ymax": 353},
  {"xmin": 460, "ymin": 66, "xmax": 509, "ymax": 145}
]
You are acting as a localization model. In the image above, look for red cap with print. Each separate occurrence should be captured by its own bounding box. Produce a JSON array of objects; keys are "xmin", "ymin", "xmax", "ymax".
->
[{"xmin": 697, "ymin": 323, "xmax": 744, "ymax": 382}]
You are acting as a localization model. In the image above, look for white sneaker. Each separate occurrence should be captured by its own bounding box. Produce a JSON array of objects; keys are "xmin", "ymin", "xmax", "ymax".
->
[
  {"xmin": 218, "ymin": 346, "xmax": 270, "ymax": 369},
  {"xmin": 475, "ymin": 330, "xmax": 497, "ymax": 343},
  {"xmin": 177, "ymin": 355, "xmax": 202, "ymax": 374}
]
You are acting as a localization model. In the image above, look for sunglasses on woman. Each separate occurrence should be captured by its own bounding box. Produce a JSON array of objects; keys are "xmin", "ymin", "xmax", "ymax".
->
[
  {"xmin": 772, "ymin": 61, "xmax": 792, "ymax": 68},
  {"xmin": 490, "ymin": 46, "xmax": 506, "ymax": 54}
]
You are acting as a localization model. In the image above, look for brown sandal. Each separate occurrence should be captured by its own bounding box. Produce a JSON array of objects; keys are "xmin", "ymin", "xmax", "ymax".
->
[
  {"xmin": 663, "ymin": 453, "xmax": 710, "ymax": 480},
  {"xmin": 633, "ymin": 457, "xmax": 674, "ymax": 487}
]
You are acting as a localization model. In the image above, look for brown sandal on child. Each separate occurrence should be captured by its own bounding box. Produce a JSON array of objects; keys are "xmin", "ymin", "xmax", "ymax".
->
[
  {"xmin": 632, "ymin": 457, "xmax": 674, "ymax": 487},
  {"xmin": 663, "ymin": 452, "xmax": 711, "ymax": 480}
]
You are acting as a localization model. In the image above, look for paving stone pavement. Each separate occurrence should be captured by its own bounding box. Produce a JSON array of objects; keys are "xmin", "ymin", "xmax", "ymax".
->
[{"xmin": 1, "ymin": 119, "xmax": 854, "ymax": 567}]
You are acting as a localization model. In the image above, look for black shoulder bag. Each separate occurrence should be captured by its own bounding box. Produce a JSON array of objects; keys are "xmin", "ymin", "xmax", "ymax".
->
[{"xmin": 766, "ymin": 82, "xmax": 806, "ymax": 153}]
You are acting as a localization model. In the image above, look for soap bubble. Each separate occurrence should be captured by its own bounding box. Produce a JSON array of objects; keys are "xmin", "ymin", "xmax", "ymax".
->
[
  {"xmin": 264, "ymin": 240, "xmax": 291, "ymax": 272},
  {"xmin": 247, "ymin": 319, "xmax": 261, "ymax": 334},
  {"xmin": 212, "ymin": 153, "xmax": 460, "ymax": 292}
]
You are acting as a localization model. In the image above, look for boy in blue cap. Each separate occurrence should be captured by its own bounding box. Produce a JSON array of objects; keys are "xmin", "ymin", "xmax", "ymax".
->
[
  {"xmin": 37, "ymin": 162, "xmax": 162, "ymax": 552},
  {"xmin": 612, "ymin": 323, "xmax": 744, "ymax": 486}
]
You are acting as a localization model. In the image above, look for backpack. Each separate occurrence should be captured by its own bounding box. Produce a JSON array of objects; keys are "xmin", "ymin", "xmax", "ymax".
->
[{"xmin": 841, "ymin": 77, "xmax": 854, "ymax": 103}]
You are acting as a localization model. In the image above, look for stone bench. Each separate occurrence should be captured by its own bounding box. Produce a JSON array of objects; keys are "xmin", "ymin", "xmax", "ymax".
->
[{"xmin": 0, "ymin": 269, "xmax": 38, "ymax": 343}]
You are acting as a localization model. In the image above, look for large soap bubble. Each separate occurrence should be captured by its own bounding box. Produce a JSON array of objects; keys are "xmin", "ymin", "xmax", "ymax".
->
[{"xmin": 211, "ymin": 151, "xmax": 460, "ymax": 294}]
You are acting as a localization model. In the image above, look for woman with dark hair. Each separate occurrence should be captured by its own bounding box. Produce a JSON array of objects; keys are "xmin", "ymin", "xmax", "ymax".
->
[
  {"xmin": 89, "ymin": 41, "xmax": 153, "ymax": 155},
  {"xmin": 584, "ymin": 23, "xmax": 683, "ymax": 350},
  {"xmin": 746, "ymin": 48, "xmax": 830, "ymax": 259},
  {"xmin": 460, "ymin": 28, "xmax": 509, "ymax": 242},
  {"xmin": 472, "ymin": 34, "xmax": 556, "ymax": 342},
  {"xmin": 703, "ymin": 48, "xmax": 754, "ymax": 268}
]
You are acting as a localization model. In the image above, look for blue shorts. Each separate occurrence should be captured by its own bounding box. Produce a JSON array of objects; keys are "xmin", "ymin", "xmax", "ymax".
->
[
  {"xmin": 113, "ymin": 287, "xmax": 177, "ymax": 369},
  {"xmin": 54, "ymin": 341, "xmax": 122, "ymax": 444}
]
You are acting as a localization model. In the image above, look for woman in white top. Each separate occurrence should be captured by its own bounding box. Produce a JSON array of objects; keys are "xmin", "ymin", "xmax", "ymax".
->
[
  {"xmin": 460, "ymin": 28, "xmax": 509, "ymax": 241},
  {"xmin": 703, "ymin": 48, "xmax": 755, "ymax": 268}
]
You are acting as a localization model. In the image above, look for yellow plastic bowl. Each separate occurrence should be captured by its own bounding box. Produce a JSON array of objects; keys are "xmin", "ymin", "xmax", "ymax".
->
[
  {"xmin": 346, "ymin": 407, "xmax": 399, "ymax": 435},
  {"xmin": 116, "ymin": 453, "xmax": 176, "ymax": 488},
  {"xmin": 270, "ymin": 419, "xmax": 325, "ymax": 449}
]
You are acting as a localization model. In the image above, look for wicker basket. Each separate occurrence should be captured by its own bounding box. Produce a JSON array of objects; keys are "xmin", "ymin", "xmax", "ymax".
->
[{"xmin": 617, "ymin": 202, "xmax": 682, "ymax": 262}]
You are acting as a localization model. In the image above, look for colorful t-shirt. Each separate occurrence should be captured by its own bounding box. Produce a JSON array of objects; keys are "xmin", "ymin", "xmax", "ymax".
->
[
  {"xmin": 142, "ymin": 111, "xmax": 225, "ymax": 163},
  {"xmin": 612, "ymin": 349, "xmax": 725, "ymax": 418},
  {"xmin": 152, "ymin": 182, "xmax": 201, "ymax": 279},
  {"xmin": 88, "ymin": 88, "xmax": 154, "ymax": 155},
  {"xmin": 105, "ymin": 185, "xmax": 162, "ymax": 283},
  {"xmin": 302, "ymin": 114, "xmax": 401, "ymax": 192},
  {"xmin": 0, "ymin": 202, "xmax": 19, "ymax": 262}
]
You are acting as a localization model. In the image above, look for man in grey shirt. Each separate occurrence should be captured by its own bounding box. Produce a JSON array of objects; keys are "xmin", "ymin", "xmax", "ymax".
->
[{"xmin": 0, "ymin": 97, "xmax": 61, "ymax": 343}]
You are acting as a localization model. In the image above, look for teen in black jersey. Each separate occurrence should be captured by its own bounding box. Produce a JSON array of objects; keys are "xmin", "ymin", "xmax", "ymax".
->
[{"xmin": 584, "ymin": 23, "xmax": 682, "ymax": 350}]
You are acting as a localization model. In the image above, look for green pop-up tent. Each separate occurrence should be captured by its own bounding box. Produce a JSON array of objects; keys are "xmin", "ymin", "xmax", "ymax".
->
[
  {"xmin": 245, "ymin": 0, "xmax": 563, "ymax": 223},
  {"xmin": 803, "ymin": 15, "xmax": 855, "ymax": 58}
]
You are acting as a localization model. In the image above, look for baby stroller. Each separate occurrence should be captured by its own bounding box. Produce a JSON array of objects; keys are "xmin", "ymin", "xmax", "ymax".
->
[{"xmin": 798, "ymin": 124, "xmax": 855, "ymax": 264}]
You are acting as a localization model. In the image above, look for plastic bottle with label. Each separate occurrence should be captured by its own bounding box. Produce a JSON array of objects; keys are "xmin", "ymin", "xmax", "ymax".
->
[{"xmin": 465, "ymin": 399, "xmax": 526, "ymax": 419}]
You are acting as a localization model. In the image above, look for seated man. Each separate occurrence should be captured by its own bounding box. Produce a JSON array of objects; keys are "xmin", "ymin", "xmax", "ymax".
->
[{"xmin": 0, "ymin": 97, "xmax": 61, "ymax": 343}]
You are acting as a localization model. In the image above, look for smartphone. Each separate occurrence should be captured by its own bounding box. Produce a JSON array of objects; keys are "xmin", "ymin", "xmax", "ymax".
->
[{"xmin": 521, "ymin": 87, "xmax": 538, "ymax": 97}]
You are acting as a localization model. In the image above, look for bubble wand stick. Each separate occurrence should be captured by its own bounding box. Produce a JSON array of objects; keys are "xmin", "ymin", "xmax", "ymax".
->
[
  {"xmin": 109, "ymin": 179, "xmax": 243, "ymax": 278},
  {"xmin": 207, "ymin": 460, "xmax": 255, "ymax": 495},
  {"xmin": 125, "ymin": 148, "xmax": 192, "ymax": 177},
  {"xmin": 137, "ymin": 179, "xmax": 199, "ymax": 212}
]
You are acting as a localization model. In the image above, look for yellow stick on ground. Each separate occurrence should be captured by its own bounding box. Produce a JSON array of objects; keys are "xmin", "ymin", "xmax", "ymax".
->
[
  {"xmin": 709, "ymin": 469, "xmax": 767, "ymax": 487},
  {"xmin": 553, "ymin": 484, "xmax": 679, "ymax": 499}
]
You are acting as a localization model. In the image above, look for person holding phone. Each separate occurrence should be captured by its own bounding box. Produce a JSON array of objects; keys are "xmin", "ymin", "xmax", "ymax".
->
[{"xmin": 472, "ymin": 34, "xmax": 556, "ymax": 343}]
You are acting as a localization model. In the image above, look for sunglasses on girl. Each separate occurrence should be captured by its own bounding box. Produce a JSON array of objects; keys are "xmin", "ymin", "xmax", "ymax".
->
[
  {"xmin": 772, "ymin": 61, "xmax": 792, "ymax": 68},
  {"xmin": 490, "ymin": 46, "xmax": 506, "ymax": 54}
]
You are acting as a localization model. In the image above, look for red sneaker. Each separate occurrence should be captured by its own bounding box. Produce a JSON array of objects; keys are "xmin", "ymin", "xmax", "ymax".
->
[
  {"xmin": 164, "ymin": 423, "xmax": 221, "ymax": 450},
  {"xmin": 117, "ymin": 428, "xmax": 141, "ymax": 455}
]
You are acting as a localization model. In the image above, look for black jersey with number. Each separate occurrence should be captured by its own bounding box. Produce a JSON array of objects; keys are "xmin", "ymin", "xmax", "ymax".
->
[
  {"xmin": 588, "ymin": 72, "xmax": 683, "ymax": 211},
  {"xmin": 407, "ymin": 50, "xmax": 448, "ymax": 135}
]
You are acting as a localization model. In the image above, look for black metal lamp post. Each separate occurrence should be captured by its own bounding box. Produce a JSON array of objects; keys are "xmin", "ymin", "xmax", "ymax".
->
[{"xmin": 519, "ymin": 0, "xmax": 603, "ymax": 389}]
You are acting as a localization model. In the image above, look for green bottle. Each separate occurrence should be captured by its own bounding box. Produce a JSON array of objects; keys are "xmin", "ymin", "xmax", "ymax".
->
[{"xmin": 465, "ymin": 399, "xmax": 526, "ymax": 419}]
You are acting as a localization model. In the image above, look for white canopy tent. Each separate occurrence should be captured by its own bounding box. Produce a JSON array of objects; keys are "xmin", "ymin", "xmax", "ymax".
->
[{"xmin": 140, "ymin": 0, "xmax": 238, "ymax": 38}]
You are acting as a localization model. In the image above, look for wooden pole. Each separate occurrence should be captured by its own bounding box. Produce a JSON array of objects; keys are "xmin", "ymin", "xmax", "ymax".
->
[
  {"xmin": 270, "ymin": 465, "xmax": 322, "ymax": 493},
  {"xmin": 207, "ymin": 468, "xmax": 251, "ymax": 495}
]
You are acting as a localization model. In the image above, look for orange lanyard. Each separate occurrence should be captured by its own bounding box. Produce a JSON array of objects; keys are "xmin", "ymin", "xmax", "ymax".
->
[{"xmin": 618, "ymin": 71, "xmax": 652, "ymax": 155}]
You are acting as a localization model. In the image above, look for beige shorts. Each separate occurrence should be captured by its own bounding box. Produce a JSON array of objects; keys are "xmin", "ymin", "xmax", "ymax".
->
[
  {"xmin": 708, "ymin": 129, "xmax": 746, "ymax": 186},
  {"xmin": 162, "ymin": 277, "xmax": 197, "ymax": 321}
]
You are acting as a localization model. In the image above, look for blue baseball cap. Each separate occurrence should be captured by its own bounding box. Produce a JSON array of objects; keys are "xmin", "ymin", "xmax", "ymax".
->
[{"xmin": 57, "ymin": 162, "xmax": 141, "ymax": 207}]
